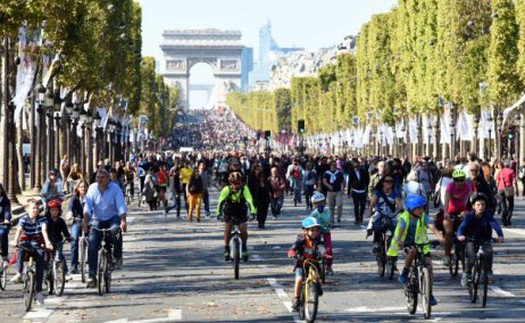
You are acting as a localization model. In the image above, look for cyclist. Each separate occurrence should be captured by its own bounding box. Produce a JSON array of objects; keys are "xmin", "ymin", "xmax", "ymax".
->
[
  {"xmin": 367, "ymin": 175, "xmax": 403, "ymax": 254},
  {"xmin": 10, "ymin": 200, "xmax": 53, "ymax": 305},
  {"xmin": 287, "ymin": 217, "xmax": 327, "ymax": 312},
  {"xmin": 217, "ymin": 171, "xmax": 256, "ymax": 261},
  {"xmin": 123, "ymin": 162, "xmax": 136, "ymax": 200},
  {"xmin": 387, "ymin": 195, "xmax": 444, "ymax": 306},
  {"xmin": 66, "ymin": 180, "xmax": 88, "ymax": 274},
  {"xmin": 457, "ymin": 193, "xmax": 504, "ymax": 286},
  {"xmin": 41, "ymin": 169, "xmax": 64, "ymax": 210},
  {"xmin": 45, "ymin": 199, "xmax": 72, "ymax": 282},
  {"xmin": 309, "ymin": 192, "xmax": 333, "ymax": 275},
  {"xmin": 442, "ymin": 169, "xmax": 473, "ymax": 266},
  {"xmin": 0, "ymin": 183, "xmax": 12, "ymax": 263},
  {"xmin": 83, "ymin": 169, "xmax": 127, "ymax": 288}
]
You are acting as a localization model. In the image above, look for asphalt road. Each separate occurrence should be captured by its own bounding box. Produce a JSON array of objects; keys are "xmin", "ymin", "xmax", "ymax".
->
[{"xmin": 1, "ymin": 186, "xmax": 525, "ymax": 322}]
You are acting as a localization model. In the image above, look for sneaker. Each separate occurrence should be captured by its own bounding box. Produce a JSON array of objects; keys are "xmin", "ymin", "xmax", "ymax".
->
[
  {"xmin": 86, "ymin": 276, "xmax": 97, "ymax": 288},
  {"xmin": 291, "ymin": 297, "xmax": 300, "ymax": 311},
  {"xmin": 163, "ymin": 210, "xmax": 168, "ymax": 217},
  {"xmin": 224, "ymin": 250, "xmax": 231, "ymax": 261},
  {"xmin": 10, "ymin": 272, "xmax": 23, "ymax": 283},
  {"xmin": 430, "ymin": 295, "xmax": 438, "ymax": 306},
  {"xmin": 205, "ymin": 211, "xmax": 210, "ymax": 218},
  {"xmin": 442, "ymin": 256, "xmax": 451, "ymax": 267},
  {"xmin": 65, "ymin": 274, "xmax": 73, "ymax": 282},
  {"xmin": 326, "ymin": 267, "xmax": 334, "ymax": 276},
  {"xmin": 35, "ymin": 292, "xmax": 45, "ymax": 306},
  {"xmin": 399, "ymin": 268, "xmax": 410, "ymax": 284},
  {"xmin": 461, "ymin": 272, "xmax": 470, "ymax": 287},
  {"xmin": 242, "ymin": 250, "xmax": 249, "ymax": 261}
]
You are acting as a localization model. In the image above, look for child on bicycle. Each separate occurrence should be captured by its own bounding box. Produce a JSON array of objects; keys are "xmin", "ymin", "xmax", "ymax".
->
[
  {"xmin": 387, "ymin": 195, "xmax": 444, "ymax": 306},
  {"xmin": 457, "ymin": 192, "xmax": 504, "ymax": 287},
  {"xmin": 310, "ymin": 191, "xmax": 334, "ymax": 275},
  {"xmin": 287, "ymin": 217, "xmax": 327, "ymax": 312},
  {"xmin": 10, "ymin": 200, "xmax": 53, "ymax": 305},
  {"xmin": 46, "ymin": 199, "xmax": 72, "ymax": 281},
  {"xmin": 217, "ymin": 171, "xmax": 256, "ymax": 261}
]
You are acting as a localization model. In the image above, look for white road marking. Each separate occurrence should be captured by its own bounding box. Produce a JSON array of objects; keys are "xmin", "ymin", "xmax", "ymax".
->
[
  {"xmin": 127, "ymin": 216, "xmax": 135, "ymax": 224},
  {"xmin": 168, "ymin": 309, "xmax": 182, "ymax": 319},
  {"xmin": 345, "ymin": 306, "xmax": 406, "ymax": 313},
  {"xmin": 489, "ymin": 285, "xmax": 516, "ymax": 297},
  {"xmin": 503, "ymin": 228, "xmax": 525, "ymax": 237},
  {"xmin": 23, "ymin": 308, "xmax": 55, "ymax": 319}
]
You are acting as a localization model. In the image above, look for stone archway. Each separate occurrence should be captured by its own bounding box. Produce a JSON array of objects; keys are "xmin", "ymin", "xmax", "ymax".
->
[{"xmin": 161, "ymin": 29, "xmax": 244, "ymax": 110}]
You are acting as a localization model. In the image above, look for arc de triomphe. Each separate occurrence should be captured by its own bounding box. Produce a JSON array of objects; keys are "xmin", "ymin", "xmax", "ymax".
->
[{"xmin": 160, "ymin": 29, "xmax": 244, "ymax": 110}]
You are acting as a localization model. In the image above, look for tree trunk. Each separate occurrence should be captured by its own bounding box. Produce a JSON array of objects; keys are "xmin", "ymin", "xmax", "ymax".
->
[{"xmin": 17, "ymin": 104, "xmax": 25, "ymax": 191}]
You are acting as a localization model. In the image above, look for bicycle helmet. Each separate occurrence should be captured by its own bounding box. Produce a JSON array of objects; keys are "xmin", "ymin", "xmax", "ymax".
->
[
  {"xmin": 452, "ymin": 169, "xmax": 466, "ymax": 179},
  {"xmin": 405, "ymin": 195, "xmax": 427, "ymax": 211},
  {"xmin": 47, "ymin": 199, "xmax": 62, "ymax": 209},
  {"xmin": 470, "ymin": 192, "xmax": 488, "ymax": 205},
  {"xmin": 311, "ymin": 191, "xmax": 326, "ymax": 204},
  {"xmin": 228, "ymin": 171, "xmax": 243, "ymax": 184},
  {"xmin": 302, "ymin": 216, "xmax": 321, "ymax": 229}
]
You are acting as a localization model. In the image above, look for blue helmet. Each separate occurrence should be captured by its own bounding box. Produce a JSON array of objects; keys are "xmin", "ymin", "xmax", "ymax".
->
[
  {"xmin": 302, "ymin": 216, "xmax": 321, "ymax": 229},
  {"xmin": 405, "ymin": 195, "xmax": 427, "ymax": 211}
]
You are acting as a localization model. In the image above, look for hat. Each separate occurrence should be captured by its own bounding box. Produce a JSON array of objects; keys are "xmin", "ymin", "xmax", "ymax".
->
[
  {"xmin": 49, "ymin": 169, "xmax": 58, "ymax": 176},
  {"xmin": 47, "ymin": 199, "xmax": 62, "ymax": 209}
]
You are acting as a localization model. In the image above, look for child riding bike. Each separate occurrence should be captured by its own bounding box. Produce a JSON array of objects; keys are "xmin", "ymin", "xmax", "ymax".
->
[
  {"xmin": 10, "ymin": 200, "xmax": 53, "ymax": 305},
  {"xmin": 457, "ymin": 192, "xmax": 504, "ymax": 286},
  {"xmin": 387, "ymin": 195, "xmax": 444, "ymax": 306},
  {"xmin": 46, "ymin": 199, "xmax": 72, "ymax": 281},
  {"xmin": 309, "ymin": 192, "xmax": 334, "ymax": 275},
  {"xmin": 217, "ymin": 171, "xmax": 256, "ymax": 261},
  {"xmin": 287, "ymin": 217, "xmax": 327, "ymax": 312}
]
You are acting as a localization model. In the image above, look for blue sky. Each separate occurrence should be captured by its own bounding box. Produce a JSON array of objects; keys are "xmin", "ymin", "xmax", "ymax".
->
[{"xmin": 136, "ymin": 0, "xmax": 398, "ymax": 107}]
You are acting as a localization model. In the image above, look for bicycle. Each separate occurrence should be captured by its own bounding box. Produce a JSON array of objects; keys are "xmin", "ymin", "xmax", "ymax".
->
[
  {"xmin": 229, "ymin": 223, "xmax": 243, "ymax": 280},
  {"xmin": 79, "ymin": 229, "xmax": 89, "ymax": 283},
  {"xmin": 404, "ymin": 241, "xmax": 437, "ymax": 320},
  {"xmin": 93, "ymin": 227, "xmax": 114, "ymax": 295},
  {"xmin": 18, "ymin": 242, "xmax": 39, "ymax": 311},
  {"xmin": 449, "ymin": 237, "xmax": 465, "ymax": 278},
  {"xmin": 297, "ymin": 257, "xmax": 322, "ymax": 323},
  {"xmin": 375, "ymin": 216, "xmax": 396, "ymax": 279},
  {"xmin": 466, "ymin": 237, "xmax": 495, "ymax": 307},
  {"xmin": 125, "ymin": 180, "xmax": 133, "ymax": 205},
  {"xmin": 0, "ymin": 256, "xmax": 7, "ymax": 291},
  {"xmin": 45, "ymin": 239, "xmax": 68, "ymax": 296}
]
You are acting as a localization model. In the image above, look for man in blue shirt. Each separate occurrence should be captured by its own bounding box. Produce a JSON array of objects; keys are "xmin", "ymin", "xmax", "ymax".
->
[{"xmin": 83, "ymin": 169, "xmax": 127, "ymax": 288}]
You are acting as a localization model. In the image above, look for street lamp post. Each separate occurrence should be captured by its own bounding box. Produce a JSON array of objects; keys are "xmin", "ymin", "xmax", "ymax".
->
[
  {"xmin": 45, "ymin": 87, "xmax": 54, "ymax": 176},
  {"xmin": 427, "ymin": 121, "xmax": 433, "ymax": 158},
  {"xmin": 473, "ymin": 114, "xmax": 480, "ymax": 155},
  {"xmin": 488, "ymin": 112, "xmax": 494, "ymax": 161},
  {"xmin": 6, "ymin": 101, "xmax": 19, "ymax": 205},
  {"xmin": 497, "ymin": 111, "xmax": 504, "ymax": 159},
  {"xmin": 449, "ymin": 105, "xmax": 456, "ymax": 159},
  {"xmin": 79, "ymin": 108, "xmax": 88, "ymax": 174},
  {"xmin": 33, "ymin": 83, "xmax": 46, "ymax": 190}
]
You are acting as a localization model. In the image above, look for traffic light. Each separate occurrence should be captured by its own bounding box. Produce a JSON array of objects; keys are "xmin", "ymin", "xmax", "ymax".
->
[
  {"xmin": 298, "ymin": 119, "xmax": 305, "ymax": 133},
  {"xmin": 264, "ymin": 130, "xmax": 271, "ymax": 140}
]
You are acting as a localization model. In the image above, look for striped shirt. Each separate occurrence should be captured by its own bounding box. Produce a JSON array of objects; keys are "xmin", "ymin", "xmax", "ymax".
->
[{"xmin": 18, "ymin": 215, "xmax": 47, "ymax": 236}]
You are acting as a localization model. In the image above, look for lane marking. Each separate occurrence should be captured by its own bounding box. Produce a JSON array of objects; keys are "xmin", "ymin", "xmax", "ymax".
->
[
  {"xmin": 168, "ymin": 309, "xmax": 182, "ymax": 319},
  {"xmin": 489, "ymin": 285, "xmax": 516, "ymax": 297},
  {"xmin": 345, "ymin": 306, "xmax": 406, "ymax": 313},
  {"xmin": 503, "ymin": 228, "xmax": 525, "ymax": 237}
]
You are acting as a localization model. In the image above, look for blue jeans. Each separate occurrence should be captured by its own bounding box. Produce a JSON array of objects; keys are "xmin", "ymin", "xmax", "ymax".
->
[
  {"xmin": 165, "ymin": 194, "xmax": 181, "ymax": 217},
  {"xmin": 88, "ymin": 216, "xmax": 122, "ymax": 276},
  {"xmin": 203, "ymin": 189, "xmax": 210, "ymax": 214},
  {"xmin": 271, "ymin": 196, "xmax": 284, "ymax": 216},
  {"xmin": 291, "ymin": 179, "xmax": 302, "ymax": 203},
  {"xmin": 0, "ymin": 225, "xmax": 9, "ymax": 257},
  {"xmin": 52, "ymin": 241, "xmax": 68, "ymax": 273},
  {"xmin": 70, "ymin": 220, "xmax": 82, "ymax": 269}
]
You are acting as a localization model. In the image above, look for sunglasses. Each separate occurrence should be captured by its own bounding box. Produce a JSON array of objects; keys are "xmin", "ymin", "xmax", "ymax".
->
[
  {"xmin": 384, "ymin": 179, "xmax": 394, "ymax": 183},
  {"xmin": 454, "ymin": 178, "xmax": 465, "ymax": 182}
]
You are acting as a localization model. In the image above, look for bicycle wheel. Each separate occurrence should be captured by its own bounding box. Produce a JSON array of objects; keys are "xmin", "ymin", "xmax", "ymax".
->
[
  {"xmin": 481, "ymin": 261, "xmax": 488, "ymax": 307},
  {"xmin": 55, "ymin": 261, "xmax": 66, "ymax": 296},
  {"xmin": 105, "ymin": 254, "xmax": 112, "ymax": 293},
  {"xmin": 79, "ymin": 237, "xmax": 88, "ymax": 283},
  {"xmin": 233, "ymin": 238, "xmax": 240, "ymax": 279},
  {"xmin": 405, "ymin": 269, "xmax": 418, "ymax": 314},
  {"xmin": 24, "ymin": 271, "xmax": 35, "ymax": 312},
  {"xmin": 421, "ymin": 267, "xmax": 432, "ymax": 319},
  {"xmin": 469, "ymin": 262, "xmax": 479, "ymax": 303},
  {"xmin": 304, "ymin": 280, "xmax": 319, "ymax": 323},
  {"xmin": 0, "ymin": 263, "xmax": 6, "ymax": 290},
  {"xmin": 376, "ymin": 236, "xmax": 386, "ymax": 278},
  {"xmin": 320, "ymin": 258, "xmax": 326, "ymax": 284},
  {"xmin": 298, "ymin": 286, "xmax": 306, "ymax": 320},
  {"xmin": 97, "ymin": 249, "xmax": 107, "ymax": 296}
]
